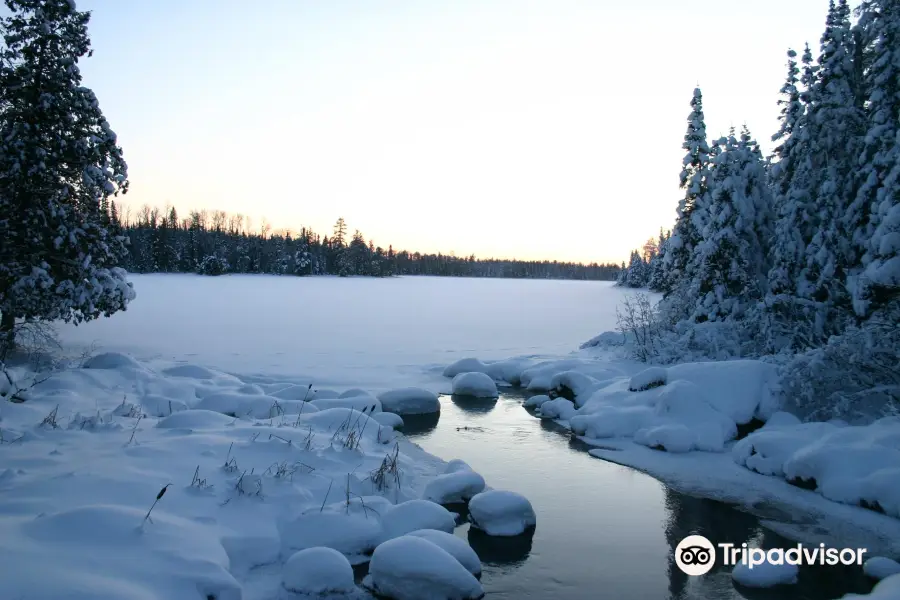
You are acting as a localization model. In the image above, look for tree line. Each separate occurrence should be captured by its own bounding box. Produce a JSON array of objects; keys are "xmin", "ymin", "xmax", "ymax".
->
[{"xmin": 113, "ymin": 205, "xmax": 621, "ymax": 281}]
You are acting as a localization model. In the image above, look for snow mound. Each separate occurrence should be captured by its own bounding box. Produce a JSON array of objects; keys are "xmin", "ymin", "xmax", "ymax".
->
[
  {"xmin": 763, "ymin": 411, "xmax": 803, "ymax": 429},
  {"xmin": 365, "ymin": 536, "xmax": 484, "ymax": 600},
  {"xmin": 162, "ymin": 364, "xmax": 219, "ymax": 379},
  {"xmin": 841, "ymin": 574, "xmax": 900, "ymax": 599},
  {"xmin": 731, "ymin": 558, "xmax": 798, "ymax": 588},
  {"xmin": 140, "ymin": 394, "xmax": 189, "ymax": 417},
  {"xmin": 629, "ymin": 367, "xmax": 667, "ymax": 391},
  {"xmin": 372, "ymin": 412, "xmax": 405, "ymax": 429},
  {"xmin": 156, "ymin": 409, "xmax": 235, "ymax": 429},
  {"xmin": 407, "ymin": 529, "xmax": 482, "ymax": 577},
  {"xmin": 310, "ymin": 389, "xmax": 340, "ymax": 400},
  {"xmin": 666, "ymin": 360, "xmax": 780, "ymax": 423},
  {"xmin": 549, "ymin": 371, "xmax": 602, "ymax": 407},
  {"xmin": 422, "ymin": 469, "xmax": 486, "ymax": 504},
  {"xmin": 381, "ymin": 500, "xmax": 456, "ymax": 541},
  {"xmin": 378, "ymin": 388, "xmax": 441, "ymax": 415},
  {"xmin": 270, "ymin": 384, "xmax": 314, "ymax": 400},
  {"xmin": 312, "ymin": 396, "xmax": 382, "ymax": 413},
  {"xmin": 2, "ymin": 504, "xmax": 241, "ymax": 600},
  {"xmin": 282, "ymin": 547, "xmax": 357, "ymax": 595},
  {"xmin": 538, "ymin": 398, "xmax": 576, "ymax": 421},
  {"xmin": 443, "ymin": 358, "xmax": 490, "ymax": 379},
  {"xmin": 281, "ymin": 512, "xmax": 383, "ymax": 565},
  {"xmin": 865, "ymin": 557, "xmax": 900, "ymax": 581},
  {"xmin": 523, "ymin": 394, "xmax": 551, "ymax": 409},
  {"xmin": 445, "ymin": 459, "xmax": 474, "ymax": 474},
  {"xmin": 451, "ymin": 372, "xmax": 499, "ymax": 399},
  {"xmin": 580, "ymin": 330, "xmax": 626, "ymax": 349},
  {"xmin": 468, "ymin": 490, "xmax": 536, "ymax": 536},
  {"xmin": 340, "ymin": 388, "xmax": 373, "ymax": 398},
  {"xmin": 82, "ymin": 352, "xmax": 144, "ymax": 370},
  {"xmin": 634, "ymin": 424, "xmax": 695, "ymax": 453}
]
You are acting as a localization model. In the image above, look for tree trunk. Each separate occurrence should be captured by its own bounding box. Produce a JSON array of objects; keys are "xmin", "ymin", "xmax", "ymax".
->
[{"xmin": 0, "ymin": 310, "xmax": 14, "ymax": 359}]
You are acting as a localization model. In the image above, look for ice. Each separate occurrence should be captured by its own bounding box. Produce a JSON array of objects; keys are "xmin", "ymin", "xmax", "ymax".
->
[
  {"xmin": 282, "ymin": 547, "xmax": 357, "ymax": 595},
  {"xmin": 537, "ymin": 398, "xmax": 577, "ymax": 421},
  {"xmin": 864, "ymin": 557, "xmax": 900, "ymax": 580},
  {"xmin": 731, "ymin": 557, "xmax": 799, "ymax": 587},
  {"xmin": 378, "ymin": 387, "xmax": 441, "ymax": 415},
  {"xmin": 468, "ymin": 490, "xmax": 536, "ymax": 536},
  {"xmin": 451, "ymin": 372, "xmax": 499, "ymax": 398},
  {"xmin": 523, "ymin": 394, "xmax": 551, "ymax": 408},
  {"xmin": 841, "ymin": 574, "xmax": 900, "ymax": 599},
  {"xmin": 407, "ymin": 529, "xmax": 482, "ymax": 577},
  {"xmin": 372, "ymin": 412, "xmax": 405, "ymax": 429},
  {"xmin": 628, "ymin": 367, "xmax": 668, "ymax": 391},
  {"xmin": 422, "ymin": 469, "xmax": 486, "ymax": 504},
  {"xmin": 380, "ymin": 500, "xmax": 457, "ymax": 541},
  {"xmin": 364, "ymin": 536, "xmax": 485, "ymax": 600}
]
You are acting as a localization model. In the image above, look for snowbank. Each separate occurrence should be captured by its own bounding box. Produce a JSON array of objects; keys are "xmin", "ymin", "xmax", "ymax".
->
[
  {"xmin": 731, "ymin": 558, "xmax": 798, "ymax": 588},
  {"xmin": 422, "ymin": 469, "xmax": 486, "ymax": 504},
  {"xmin": 451, "ymin": 372, "xmax": 499, "ymax": 398},
  {"xmin": 864, "ymin": 557, "xmax": 900, "ymax": 581},
  {"xmin": 378, "ymin": 387, "xmax": 441, "ymax": 415},
  {"xmin": 365, "ymin": 536, "xmax": 485, "ymax": 600},
  {"xmin": 468, "ymin": 490, "xmax": 536, "ymax": 536},
  {"xmin": 282, "ymin": 547, "xmax": 356, "ymax": 595}
]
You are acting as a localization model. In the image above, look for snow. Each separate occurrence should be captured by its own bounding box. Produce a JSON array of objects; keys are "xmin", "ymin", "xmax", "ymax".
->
[
  {"xmin": 523, "ymin": 394, "xmax": 551, "ymax": 408},
  {"xmin": 378, "ymin": 387, "xmax": 441, "ymax": 415},
  {"xmin": 282, "ymin": 547, "xmax": 356, "ymax": 595},
  {"xmin": 311, "ymin": 395, "xmax": 382, "ymax": 413},
  {"xmin": 451, "ymin": 372, "xmax": 499, "ymax": 398},
  {"xmin": 841, "ymin": 574, "xmax": 900, "ymax": 599},
  {"xmin": 380, "ymin": 499, "xmax": 457, "ymax": 541},
  {"xmin": 864, "ymin": 557, "xmax": 900, "ymax": 581},
  {"xmin": 372, "ymin": 411, "xmax": 405, "ymax": 429},
  {"xmin": 422, "ymin": 469, "xmax": 486, "ymax": 504},
  {"xmin": 537, "ymin": 398, "xmax": 577, "ymax": 421},
  {"xmin": 364, "ymin": 536, "xmax": 485, "ymax": 600},
  {"xmin": 731, "ymin": 558, "xmax": 799, "ymax": 588},
  {"xmin": 280, "ymin": 511, "xmax": 384, "ymax": 565},
  {"xmin": 468, "ymin": 490, "xmax": 536, "ymax": 536},
  {"xmin": 443, "ymin": 358, "xmax": 491, "ymax": 379},
  {"xmin": 629, "ymin": 367, "xmax": 667, "ymax": 391},
  {"xmin": 407, "ymin": 529, "xmax": 482, "ymax": 577}
]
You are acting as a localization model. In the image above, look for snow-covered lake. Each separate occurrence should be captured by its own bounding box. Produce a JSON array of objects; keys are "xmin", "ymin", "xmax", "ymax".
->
[{"xmin": 57, "ymin": 274, "xmax": 630, "ymax": 390}]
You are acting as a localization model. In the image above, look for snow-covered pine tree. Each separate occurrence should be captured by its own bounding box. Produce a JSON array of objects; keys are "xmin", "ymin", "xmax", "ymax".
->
[
  {"xmin": 662, "ymin": 87, "xmax": 711, "ymax": 302},
  {"xmin": 800, "ymin": 0, "xmax": 867, "ymax": 339},
  {"xmin": 0, "ymin": 0, "xmax": 134, "ymax": 350},
  {"xmin": 850, "ymin": 0, "xmax": 900, "ymax": 316},
  {"xmin": 647, "ymin": 228, "xmax": 669, "ymax": 292}
]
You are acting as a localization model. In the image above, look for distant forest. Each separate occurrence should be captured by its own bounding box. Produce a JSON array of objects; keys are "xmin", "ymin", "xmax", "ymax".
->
[{"xmin": 110, "ymin": 204, "xmax": 621, "ymax": 281}]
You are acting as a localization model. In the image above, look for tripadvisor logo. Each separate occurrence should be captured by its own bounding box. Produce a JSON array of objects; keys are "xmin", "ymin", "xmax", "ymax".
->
[{"xmin": 675, "ymin": 535, "xmax": 868, "ymax": 576}]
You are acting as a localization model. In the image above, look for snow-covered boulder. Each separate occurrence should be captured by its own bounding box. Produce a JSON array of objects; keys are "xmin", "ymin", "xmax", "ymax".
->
[
  {"xmin": 444, "ymin": 459, "xmax": 474, "ymax": 474},
  {"xmin": 451, "ymin": 373, "xmax": 499, "ymax": 399},
  {"xmin": 537, "ymin": 398, "xmax": 576, "ymax": 421},
  {"xmin": 865, "ymin": 557, "xmax": 900, "ymax": 581},
  {"xmin": 629, "ymin": 367, "xmax": 667, "ymax": 391},
  {"xmin": 311, "ymin": 396, "xmax": 382, "ymax": 413},
  {"xmin": 731, "ymin": 559, "xmax": 798, "ymax": 588},
  {"xmin": 762, "ymin": 411, "xmax": 803, "ymax": 429},
  {"xmin": 549, "ymin": 371, "xmax": 602, "ymax": 407},
  {"xmin": 523, "ymin": 394, "xmax": 551, "ymax": 409},
  {"xmin": 443, "ymin": 359, "xmax": 490, "ymax": 379},
  {"xmin": 407, "ymin": 530, "xmax": 482, "ymax": 577},
  {"xmin": 634, "ymin": 424, "xmax": 695, "ymax": 453},
  {"xmin": 365, "ymin": 536, "xmax": 484, "ymax": 600},
  {"xmin": 340, "ymin": 388, "xmax": 373, "ymax": 398},
  {"xmin": 378, "ymin": 388, "xmax": 441, "ymax": 415},
  {"xmin": 280, "ymin": 512, "xmax": 384, "ymax": 565},
  {"xmin": 422, "ymin": 470, "xmax": 486, "ymax": 504},
  {"xmin": 372, "ymin": 412, "xmax": 405, "ymax": 429},
  {"xmin": 381, "ymin": 500, "xmax": 456, "ymax": 541},
  {"xmin": 282, "ymin": 547, "xmax": 356, "ymax": 595},
  {"xmin": 468, "ymin": 490, "xmax": 536, "ymax": 536},
  {"xmin": 841, "ymin": 573, "xmax": 900, "ymax": 599}
]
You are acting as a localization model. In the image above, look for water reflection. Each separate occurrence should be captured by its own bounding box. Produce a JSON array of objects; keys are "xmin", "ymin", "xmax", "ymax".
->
[
  {"xmin": 449, "ymin": 394, "xmax": 498, "ymax": 414},
  {"xmin": 401, "ymin": 412, "xmax": 440, "ymax": 435},
  {"xmin": 468, "ymin": 524, "xmax": 535, "ymax": 567}
]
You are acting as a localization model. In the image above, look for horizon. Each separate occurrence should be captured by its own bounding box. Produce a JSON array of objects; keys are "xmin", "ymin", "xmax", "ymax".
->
[{"xmin": 79, "ymin": 0, "xmax": 830, "ymax": 264}]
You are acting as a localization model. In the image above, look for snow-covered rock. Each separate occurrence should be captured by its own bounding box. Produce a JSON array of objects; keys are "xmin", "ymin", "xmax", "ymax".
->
[
  {"xmin": 443, "ymin": 358, "xmax": 491, "ymax": 379},
  {"xmin": 372, "ymin": 412, "xmax": 405, "ymax": 429},
  {"xmin": 282, "ymin": 547, "xmax": 356, "ymax": 595},
  {"xmin": 731, "ymin": 558, "xmax": 798, "ymax": 588},
  {"xmin": 634, "ymin": 424, "xmax": 694, "ymax": 453},
  {"xmin": 311, "ymin": 396, "xmax": 382, "ymax": 413},
  {"xmin": 523, "ymin": 394, "xmax": 551, "ymax": 409},
  {"xmin": 280, "ymin": 512, "xmax": 383, "ymax": 565},
  {"xmin": 378, "ymin": 388, "xmax": 441, "ymax": 415},
  {"xmin": 864, "ymin": 557, "xmax": 900, "ymax": 581},
  {"xmin": 468, "ymin": 490, "xmax": 536, "ymax": 536},
  {"xmin": 365, "ymin": 536, "xmax": 484, "ymax": 600},
  {"xmin": 422, "ymin": 470, "xmax": 486, "ymax": 504},
  {"xmin": 548, "ymin": 371, "xmax": 602, "ymax": 407},
  {"xmin": 340, "ymin": 388, "xmax": 373, "ymax": 398},
  {"xmin": 841, "ymin": 573, "xmax": 900, "ymax": 599},
  {"xmin": 628, "ymin": 367, "xmax": 667, "ymax": 391},
  {"xmin": 451, "ymin": 372, "xmax": 499, "ymax": 399},
  {"xmin": 444, "ymin": 459, "xmax": 474, "ymax": 474},
  {"xmin": 381, "ymin": 500, "xmax": 456, "ymax": 541},
  {"xmin": 537, "ymin": 398, "xmax": 576, "ymax": 421},
  {"xmin": 407, "ymin": 529, "xmax": 482, "ymax": 577}
]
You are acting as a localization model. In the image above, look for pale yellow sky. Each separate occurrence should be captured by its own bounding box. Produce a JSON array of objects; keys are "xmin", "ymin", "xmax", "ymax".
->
[{"xmin": 80, "ymin": 0, "xmax": 830, "ymax": 263}]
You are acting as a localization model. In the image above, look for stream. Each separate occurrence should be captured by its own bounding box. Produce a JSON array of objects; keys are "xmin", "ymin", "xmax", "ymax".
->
[{"xmin": 404, "ymin": 391, "xmax": 875, "ymax": 600}]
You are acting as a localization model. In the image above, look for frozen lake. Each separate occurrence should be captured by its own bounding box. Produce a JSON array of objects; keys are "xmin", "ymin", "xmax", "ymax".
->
[{"xmin": 56, "ymin": 274, "xmax": 633, "ymax": 390}]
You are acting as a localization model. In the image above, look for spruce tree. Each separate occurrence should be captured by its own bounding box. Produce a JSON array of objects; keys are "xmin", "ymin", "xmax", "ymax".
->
[{"xmin": 0, "ymin": 0, "xmax": 133, "ymax": 350}]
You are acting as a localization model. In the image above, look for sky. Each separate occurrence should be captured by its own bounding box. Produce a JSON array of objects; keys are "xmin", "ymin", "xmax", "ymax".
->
[{"xmin": 75, "ymin": 0, "xmax": 832, "ymax": 264}]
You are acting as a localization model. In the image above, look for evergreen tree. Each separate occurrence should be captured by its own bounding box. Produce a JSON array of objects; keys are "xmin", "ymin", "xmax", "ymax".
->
[{"xmin": 0, "ymin": 0, "xmax": 133, "ymax": 350}]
